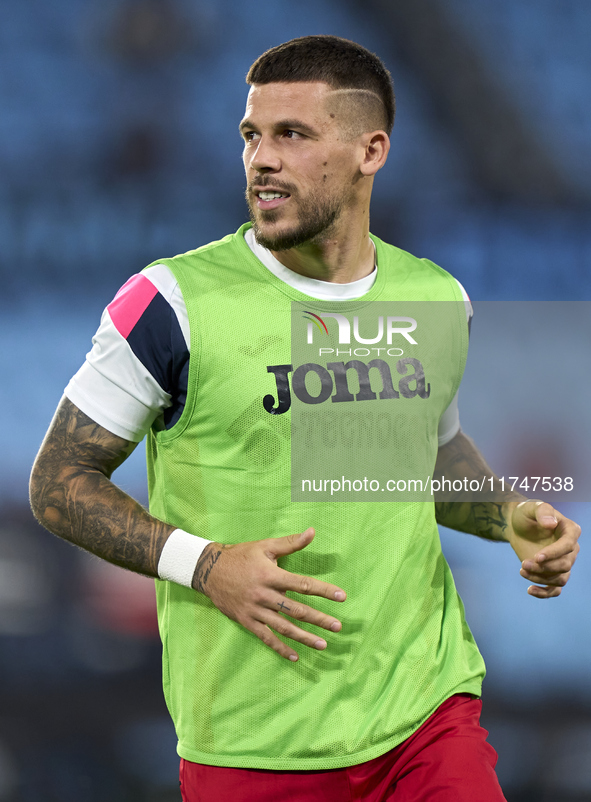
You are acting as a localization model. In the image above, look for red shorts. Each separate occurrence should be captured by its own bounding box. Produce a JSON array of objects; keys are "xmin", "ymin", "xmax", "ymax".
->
[{"xmin": 179, "ymin": 694, "xmax": 506, "ymax": 802}]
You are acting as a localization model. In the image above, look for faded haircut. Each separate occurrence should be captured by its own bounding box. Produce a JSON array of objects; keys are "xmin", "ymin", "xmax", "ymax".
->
[{"xmin": 246, "ymin": 35, "xmax": 395, "ymax": 136}]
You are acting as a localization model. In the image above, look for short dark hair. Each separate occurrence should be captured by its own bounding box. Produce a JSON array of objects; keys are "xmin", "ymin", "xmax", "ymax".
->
[{"xmin": 246, "ymin": 35, "xmax": 395, "ymax": 135}]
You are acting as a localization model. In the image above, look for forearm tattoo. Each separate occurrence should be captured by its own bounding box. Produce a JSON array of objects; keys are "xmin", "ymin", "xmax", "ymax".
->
[
  {"xmin": 193, "ymin": 543, "xmax": 224, "ymax": 593},
  {"xmin": 29, "ymin": 398, "xmax": 172, "ymax": 576},
  {"xmin": 435, "ymin": 501, "xmax": 511, "ymax": 541},
  {"xmin": 433, "ymin": 431, "xmax": 524, "ymax": 541}
]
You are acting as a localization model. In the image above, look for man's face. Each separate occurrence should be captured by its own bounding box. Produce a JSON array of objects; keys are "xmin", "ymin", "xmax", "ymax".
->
[{"xmin": 240, "ymin": 82, "xmax": 363, "ymax": 251}]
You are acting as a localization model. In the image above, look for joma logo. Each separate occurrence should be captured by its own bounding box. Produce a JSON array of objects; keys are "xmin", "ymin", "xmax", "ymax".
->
[{"xmin": 263, "ymin": 358, "xmax": 430, "ymax": 415}]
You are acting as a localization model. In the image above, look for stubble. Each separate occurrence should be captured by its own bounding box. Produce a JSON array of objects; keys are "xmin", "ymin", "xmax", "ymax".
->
[{"xmin": 246, "ymin": 181, "xmax": 349, "ymax": 252}]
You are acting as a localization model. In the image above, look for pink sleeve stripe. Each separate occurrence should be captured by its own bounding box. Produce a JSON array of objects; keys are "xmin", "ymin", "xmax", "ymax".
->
[{"xmin": 107, "ymin": 274, "xmax": 159, "ymax": 340}]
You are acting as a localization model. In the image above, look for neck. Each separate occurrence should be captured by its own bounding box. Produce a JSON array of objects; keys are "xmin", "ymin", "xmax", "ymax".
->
[{"xmin": 270, "ymin": 216, "xmax": 375, "ymax": 284}]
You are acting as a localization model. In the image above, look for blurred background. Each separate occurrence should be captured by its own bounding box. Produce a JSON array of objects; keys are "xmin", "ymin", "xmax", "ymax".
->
[{"xmin": 1, "ymin": 0, "xmax": 590, "ymax": 799}]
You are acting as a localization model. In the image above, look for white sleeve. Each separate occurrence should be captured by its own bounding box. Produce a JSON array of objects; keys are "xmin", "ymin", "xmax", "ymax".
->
[
  {"xmin": 436, "ymin": 278, "xmax": 471, "ymax": 446},
  {"xmin": 64, "ymin": 312, "xmax": 171, "ymax": 442},
  {"xmin": 64, "ymin": 264, "xmax": 188, "ymax": 442}
]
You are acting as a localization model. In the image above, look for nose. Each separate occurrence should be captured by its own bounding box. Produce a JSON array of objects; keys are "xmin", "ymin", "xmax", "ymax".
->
[{"xmin": 248, "ymin": 136, "xmax": 281, "ymax": 174}]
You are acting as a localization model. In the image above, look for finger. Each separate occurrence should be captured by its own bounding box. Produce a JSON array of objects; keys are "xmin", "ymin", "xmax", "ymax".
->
[
  {"xmin": 262, "ymin": 611, "xmax": 330, "ymax": 652},
  {"xmin": 265, "ymin": 528, "xmax": 316, "ymax": 559},
  {"xmin": 280, "ymin": 569, "xmax": 347, "ymax": 602},
  {"xmin": 517, "ymin": 500, "xmax": 557, "ymax": 528},
  {"xmin": 270, "ymin": 596, "xmax": 342, "ymax": 632},
  {"xmin": 522, "ymin": 551, "xmax": 578, "ymax": 575},
  {"xmin": 533, "ymin": 501, "xmax": 560, "ymax": 529},
  {"xmin": 533, "ymin": 525, "xmax": 581, "ymax": 564},
  {"xmin": 251, "ymin": 622, "xmax": 301, "ymax": 662},
  {"xmin": 520, "ymin": 568, "xmax": 571, "ymax": 588},
  {"xmin": 527, "ymin": 583, "xmax": 562, "ymax": 599}
]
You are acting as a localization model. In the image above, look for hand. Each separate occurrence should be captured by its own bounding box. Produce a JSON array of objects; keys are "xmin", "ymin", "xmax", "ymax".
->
[
  {"xmin": 509, "ymin": 500, "xmax": 581, "ymax": 598},
  {"xmin": 192, "ymin": 528, "xmax": 346, "ymax": 661}
]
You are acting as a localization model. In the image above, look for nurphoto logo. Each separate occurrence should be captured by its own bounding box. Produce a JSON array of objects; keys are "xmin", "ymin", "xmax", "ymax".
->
[{"xmin": 302, "ymin": 311, "xmax": 418, "ymax": 346}]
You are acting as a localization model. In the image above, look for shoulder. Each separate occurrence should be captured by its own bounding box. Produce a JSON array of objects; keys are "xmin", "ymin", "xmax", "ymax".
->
[
  {"xmin": 371, "ymin": 234, "xmax": 455, "ymax": 279},
  {"xmin": 371, "ymin": 235, "xmax": 471, "ymax": 303},
  {"xmin": 156, "ymin": 226, "xmax": 250, "ymax": 271},
  {"xmin": 149, "ymin": 225, "xmax": 261, "ymax": 296},
  {"xmin": 106, "ymin": 263, "xmax": 188, "ymax": 348}
]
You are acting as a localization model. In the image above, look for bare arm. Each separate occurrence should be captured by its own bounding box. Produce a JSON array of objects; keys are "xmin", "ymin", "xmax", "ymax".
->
[
  {"xmin": 29, "ymin": 396, "xmax": 174, "ymax": 575},
  {"xmin": 433, "ymin": 429, "xmax": 523, "ymax": 541},
  {"xmin": 433, "ymin": 430, "xmax": 581, "ymax": 598},
  {"xmin": 30, "ymin": 397, "xmax": 346, "ymax": 660}
]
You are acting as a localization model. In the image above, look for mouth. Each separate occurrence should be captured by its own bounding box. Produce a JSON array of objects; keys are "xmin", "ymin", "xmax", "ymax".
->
[{"xmin": 252, "ymin": 186, "xmax": 292, "ymax": 211}]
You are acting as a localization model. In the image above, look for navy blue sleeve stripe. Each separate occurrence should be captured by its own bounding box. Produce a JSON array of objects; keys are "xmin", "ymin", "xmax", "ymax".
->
[{"xmin": 126, "ymin": 292, "xmax": 189, "ymax": 428}]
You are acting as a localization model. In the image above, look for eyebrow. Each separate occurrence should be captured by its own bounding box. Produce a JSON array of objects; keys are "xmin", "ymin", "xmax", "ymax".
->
[{"xmin": 239, "ymin": 118, "xmax": 319, "ymax": 137}]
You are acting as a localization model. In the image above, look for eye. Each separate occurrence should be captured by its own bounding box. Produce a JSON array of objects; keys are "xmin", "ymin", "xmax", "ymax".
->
[
  {"xmin": 242, "ymin": 130, "xmax": 259, "ymax": 142},
  {"xmin": 283, "ymin": 129, "xmax": 301, "ymax": 139}
]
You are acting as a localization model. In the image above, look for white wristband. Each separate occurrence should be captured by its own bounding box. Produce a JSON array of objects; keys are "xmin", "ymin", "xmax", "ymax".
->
[{"xmin": 157, "ymin": 529, "xmax": 212, "ymax": 588}]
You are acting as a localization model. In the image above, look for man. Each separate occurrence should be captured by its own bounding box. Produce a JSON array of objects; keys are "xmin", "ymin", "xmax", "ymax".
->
[{"xmin": 30, "ymin": 36, "xmax": 580, "ymax": 801}]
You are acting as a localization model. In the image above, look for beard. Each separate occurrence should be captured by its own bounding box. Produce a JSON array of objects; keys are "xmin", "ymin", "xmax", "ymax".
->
[{"xmin": 246, "ymin": 182, "xmax": 348, "ymax": 251}]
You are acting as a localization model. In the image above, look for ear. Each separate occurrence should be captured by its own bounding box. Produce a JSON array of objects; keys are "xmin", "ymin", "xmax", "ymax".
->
[{"xmin": 359, "ymin": 131, "xmax": 390, "ymax": 177}]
